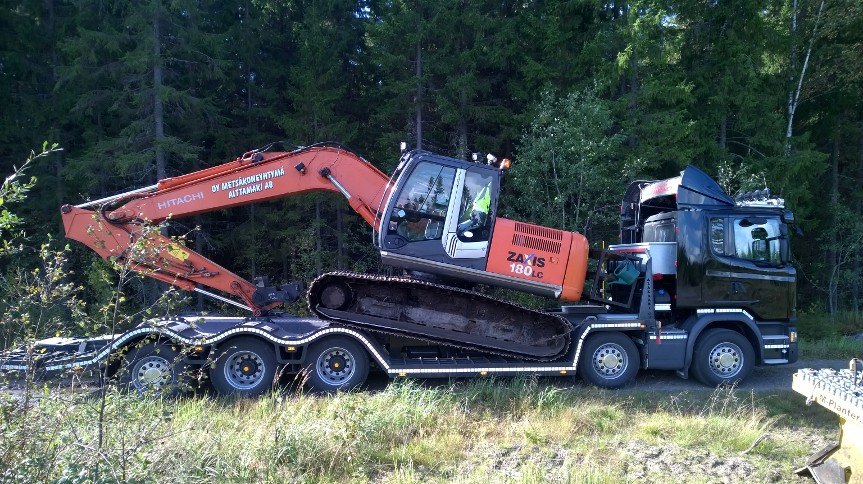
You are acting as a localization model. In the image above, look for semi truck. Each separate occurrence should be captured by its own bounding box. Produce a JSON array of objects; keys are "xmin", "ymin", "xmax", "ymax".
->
[{"xmin": 0, "ymin": 143, "xmax": 799, "ymax": 395}]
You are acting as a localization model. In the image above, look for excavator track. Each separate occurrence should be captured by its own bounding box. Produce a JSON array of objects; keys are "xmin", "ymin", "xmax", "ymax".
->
[{"xmin": 307, "ymin": 271, "xmax": 572, "ymax": 361}]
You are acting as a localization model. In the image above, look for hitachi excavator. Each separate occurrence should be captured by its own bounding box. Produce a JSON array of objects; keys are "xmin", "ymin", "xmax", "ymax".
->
[
  {"xmin": 2, "ymin": 142, "xmax": 801, "ymax": 395},
  {"xmin": 60, "ymin": 142, "xmax": 584, "ymax": 361}
]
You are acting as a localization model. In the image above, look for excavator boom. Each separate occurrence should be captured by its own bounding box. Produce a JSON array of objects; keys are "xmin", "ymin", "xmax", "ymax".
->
[{"xmin": 61, "ymin": 144, "xmax": 391, "ymax": 313}]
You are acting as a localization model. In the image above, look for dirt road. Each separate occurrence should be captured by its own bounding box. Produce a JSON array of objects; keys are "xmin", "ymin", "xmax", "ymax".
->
[
  {"xmin": 621, "ymin": 358, "xmax": 848, "ymax": 393},
  {"xmin": 356, "ymin": 358, "xmax": 850, "ymax": 393}
]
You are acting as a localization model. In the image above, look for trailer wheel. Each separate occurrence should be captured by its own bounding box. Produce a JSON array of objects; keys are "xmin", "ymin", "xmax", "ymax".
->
[
  {"xmin": 210, "ymin": 337, "xmax": 277, "ymax": 397},
  {"xmin": 303, "ymin": 336, "xmax": 369, "ymax": 393},
  {"xmin": 577, "ymin": 332, "xmax": 639, "ymax": 389},
  {"xmin": 690, "ymin": 329, "xmax": 754, "ymax": 386},
  {"xmin": 119, "ymin": 342, "xmax": 191, "ymax": 396}
]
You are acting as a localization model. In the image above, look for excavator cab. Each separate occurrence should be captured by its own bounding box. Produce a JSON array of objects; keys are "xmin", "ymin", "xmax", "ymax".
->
[
  {"xmin": 377, "ymin": 151, "xmax": 589, "ymax": 302},
  {"xmin": 379, "ymin": 152, "xmax": 501, "ymax": 268}
]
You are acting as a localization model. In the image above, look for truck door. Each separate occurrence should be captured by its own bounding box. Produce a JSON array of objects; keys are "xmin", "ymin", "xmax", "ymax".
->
[{"xmin": 702, "ymin": 215, "xmax": 794, "ymax": 319}]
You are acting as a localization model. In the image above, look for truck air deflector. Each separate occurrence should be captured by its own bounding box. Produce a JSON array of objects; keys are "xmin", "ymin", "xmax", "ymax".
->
[{"xmin": 674, "ymin": 165, "xmax": 735, "ymax": 207}]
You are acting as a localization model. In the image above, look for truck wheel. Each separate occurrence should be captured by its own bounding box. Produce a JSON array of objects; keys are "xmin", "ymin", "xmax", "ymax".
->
[
  {"xmin": 577, "ymin": 332, "xmax": 639, "ymax": 389},
  {"xmin": 119, "ymin": 341, "xmax": 191, "ymax": 396},
  {"xmin": 690, "ymin": 329, "xmax": 755, "ymax": 386},
  {"xmin": 210, "ymin": 337, "xmax": 277, "ymax": 397},
  {"xmin": 303, "ymin": 336, "xmax": 369, "ymax": 393}
]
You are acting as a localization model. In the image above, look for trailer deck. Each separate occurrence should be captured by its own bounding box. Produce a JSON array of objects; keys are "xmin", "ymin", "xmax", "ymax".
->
[{"xmin": 0, "ymin": 313, "xmax": 655, "ymax": 381}]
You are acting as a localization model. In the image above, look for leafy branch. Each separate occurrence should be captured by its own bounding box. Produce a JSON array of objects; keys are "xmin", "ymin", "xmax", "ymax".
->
[{"xmin": 0, "ymin": 142, "xmax": 63, "ymax": 255}]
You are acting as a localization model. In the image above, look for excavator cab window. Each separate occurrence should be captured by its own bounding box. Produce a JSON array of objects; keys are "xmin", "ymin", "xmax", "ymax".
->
[
  {"xmin": 456, "ymin": 170, "xmax": 493, "ymax": 242},
  {"xmin": 388, "ymin": 162, "xmax": 457, "ymax": 242}
]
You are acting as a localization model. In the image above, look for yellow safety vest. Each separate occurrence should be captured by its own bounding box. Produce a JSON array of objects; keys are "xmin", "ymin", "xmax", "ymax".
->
[{"xmin": 473, "ymin": 185, "xmax": 491, "ymax": 213}]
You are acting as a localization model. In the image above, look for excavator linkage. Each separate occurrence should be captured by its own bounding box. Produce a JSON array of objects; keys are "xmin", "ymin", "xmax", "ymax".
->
[{"xmin": 308, "ymin": 272, "xmax": 573, "ymax": 361}]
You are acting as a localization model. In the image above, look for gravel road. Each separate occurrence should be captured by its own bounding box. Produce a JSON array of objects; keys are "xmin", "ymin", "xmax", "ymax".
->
[
  {"xmin": 621, "ymin": 358, "xmax": 849, "ymax": 393},
  {"xmin": 358, "ymin": 358, "xmax": 851, "ymax": 393}
]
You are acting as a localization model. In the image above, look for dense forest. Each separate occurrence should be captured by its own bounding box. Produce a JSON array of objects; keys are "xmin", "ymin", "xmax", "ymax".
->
[{"xmin": 0, "ymin": 0, "xmax": 861, "ymax": 322}]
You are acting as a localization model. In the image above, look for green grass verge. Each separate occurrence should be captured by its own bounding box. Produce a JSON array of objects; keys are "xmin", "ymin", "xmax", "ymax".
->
[
  {"xmin": 797, "ymin": 312, "xmax": 863, "ymax": 340},
  {"xmin": 795, "ymin": 311, "xmax": 863, "ymax": 359},
  {"xmin": 0, "ymin": 378, "xmax": 839, "ymax": 483},
  {"xmin": 799, "ymin": 337, "xmax": 863, "ymax": 360}
]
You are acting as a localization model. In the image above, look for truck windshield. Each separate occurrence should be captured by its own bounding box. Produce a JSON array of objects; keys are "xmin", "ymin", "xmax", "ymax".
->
[{"xmin": 732, "ymin": 217, "xmax": 782, "ymax": 264}]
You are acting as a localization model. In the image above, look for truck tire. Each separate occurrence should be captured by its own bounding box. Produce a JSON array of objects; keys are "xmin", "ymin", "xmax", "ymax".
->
[
  {"xmin": 690, "ymin": 329, "xmax": 755, "ymax": 386},
  {"xmin": 210, "ymin": 337, "xmax": 278, "ymax": 397},
  {"xmin": 119, "ymin": 341, "xmax": 191, "ymax": 397},
  {"xmin": 302, "ymin": 336, "xmax": 369, "ymax": 393},
  {"xmin": 577, "ymin": 332, "xmax": 639, "ymax": 389}
]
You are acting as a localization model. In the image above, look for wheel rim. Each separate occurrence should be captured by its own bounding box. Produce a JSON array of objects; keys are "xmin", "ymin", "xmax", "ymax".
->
[
  {"xmin": 591, "ymin": 343, "xmax": 629, "ymax": 379},
  {"xmin": 707, "ymin": 342, "xmax": 743, "ymax": 378},
  {"xmin": 223, "ymin": 350, "xmax": 267, "ymax": 390},
  {"xmin": 315, "ymin": 347, "xmax": 356, "ymax": 386},
  {"xmin": 131, "ymin": 355, "xmax": 173, "ymax": 392}
]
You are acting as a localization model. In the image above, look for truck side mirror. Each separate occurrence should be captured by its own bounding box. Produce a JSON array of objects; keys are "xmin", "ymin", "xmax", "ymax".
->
[
  {"xmin": 783, "ymin": 210, "xmax": 804, "ymax": 236},
  {"xmin": 780, "ymin": 238, "xmax": 790, "ymax": 264}
]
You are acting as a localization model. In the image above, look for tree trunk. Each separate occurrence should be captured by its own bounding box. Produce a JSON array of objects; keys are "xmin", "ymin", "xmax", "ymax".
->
[
  {"xmin": 786, "ymin": 0, "xmax": 798, "ymax": 151},
  {"xmin": 315, "ymin": 199, "xmax": 322, "ymax": 274},
  {"xmin": 854, "ymin": 135, "xmax": 863, "ymax": 313},
  {"xmin": 45, "ymin": 0, "xmax": 65, "ymax": 236},
  {"xmin": 335, "ymin": 203, "xmax": 344, "ymax": 269},
  {"xmin": 786, "ymin": 0, "xmax": 825, "ymax": 155},
  {"xmin": 194, "ymin": 214, "xmax": 203, "ymax": 311},
  {"xmin": 827, "ymin": 126, "xmax": 840, "ymax": 313},
  {"xmin": 719, "ymin": 114, "xmax": 727, "ymax": 150},
  {"xmin": 627, "ymin": 36, "xmax": 638, "ymax": 149},
  {"xmin": 414, "ymin": 17, "xmax": 423, "ymax": 150},
  {"xmin": 456, "ymin": 90, "xmax": 468, "ymax": 160},
  {"xmin": 249, "ymin": 205, "xmax": 257, "ymax": 277},
  {"xmin": 153, "ymin": 2, "xmax": 166, "ymax": 181}
]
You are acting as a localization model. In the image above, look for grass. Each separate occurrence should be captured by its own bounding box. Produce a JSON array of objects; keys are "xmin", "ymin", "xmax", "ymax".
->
[
  {"xmin": 799, "ymin": 337, "xmax": 863, "ymax": 359},
  {"xmin": 0, "ymin": 377, "xmax": 840, "ymax": 483},
  {"xmin": 797, "ymin": 311, "xmax": 863, "ymax": 359},
  {"xmin": 797, "ymin": 311, "xmax": 863, "ymax": 340}
]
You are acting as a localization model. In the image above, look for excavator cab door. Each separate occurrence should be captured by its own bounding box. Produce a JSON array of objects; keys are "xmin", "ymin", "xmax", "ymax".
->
[
  {"xmin": 442, "ymin": 167, "xmax": 496, "ymax": 258},
  {"xmin": 379, "ymin": 153, "xmax": 499, "ymax": 269}
]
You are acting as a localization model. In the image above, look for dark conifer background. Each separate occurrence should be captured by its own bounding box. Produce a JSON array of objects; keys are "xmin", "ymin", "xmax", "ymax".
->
[{"xmin": 1, "ymin": 0, "xmax": 860, "ymax": 316}]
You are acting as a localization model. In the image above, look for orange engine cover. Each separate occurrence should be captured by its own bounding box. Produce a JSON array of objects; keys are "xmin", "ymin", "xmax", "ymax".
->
[{"xmin": 486, "ymin": 218, "xmax": 589, "ymax": 302}]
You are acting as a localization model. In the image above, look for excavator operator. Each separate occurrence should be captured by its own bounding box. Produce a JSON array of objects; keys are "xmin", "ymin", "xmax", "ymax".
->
[{"xmin": 457, "ymin": 174, "xmax": 492, "ymax": 239}]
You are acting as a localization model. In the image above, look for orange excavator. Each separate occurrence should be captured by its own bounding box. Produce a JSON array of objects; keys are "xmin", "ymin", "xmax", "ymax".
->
[{"xmin": 61, "ymin": 142, "xmax": 587, "ymax": 361}]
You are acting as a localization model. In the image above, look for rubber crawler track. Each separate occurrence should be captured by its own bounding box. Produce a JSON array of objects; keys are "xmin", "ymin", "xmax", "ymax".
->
[{"xmin": 308, "ymin": 271, "xmax": 572, "ymax": 361}]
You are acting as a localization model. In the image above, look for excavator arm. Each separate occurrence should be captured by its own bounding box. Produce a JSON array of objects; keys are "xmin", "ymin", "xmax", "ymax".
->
[{"xmin": 61, "ymin": 144, "xmax": 391, "ymax": 313}]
